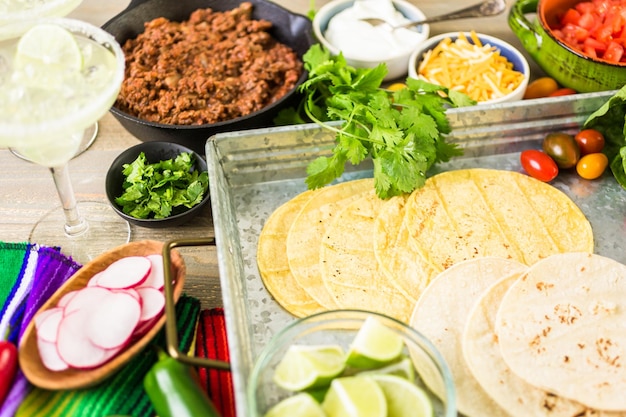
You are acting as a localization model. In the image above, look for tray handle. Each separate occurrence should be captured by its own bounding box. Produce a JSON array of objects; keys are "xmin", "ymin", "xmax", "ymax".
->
[{"xmin": 162, "ymin": 237, "xmax": 230, "ymax": 370}]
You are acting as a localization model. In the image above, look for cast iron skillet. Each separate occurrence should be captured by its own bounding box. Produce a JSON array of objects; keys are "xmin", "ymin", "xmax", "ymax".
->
[{"xmin": 102, "ymin": 0, "xmax": 315, "ymax": 154}]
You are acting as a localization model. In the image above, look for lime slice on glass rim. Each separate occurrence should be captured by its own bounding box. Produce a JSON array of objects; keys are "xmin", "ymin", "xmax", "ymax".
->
[
  {"xmin": 273, "ymin": 344, "xmax": 346, "ymax": 392},
  {"xmin": 322, "ymin": 376, "xmax": 387, "ymax": 417},
  {"xmin": 15, "ymin": 23, "xmax": 83, "ymax": 71},
  {"xmin": 370, "ymin": 374, "xmax": 434, "ymax": 417},
  {"xmin": 265, "ymin": 393, "xmax": 326, "ymax": 417},
  {"xmin": 346, "ymin": 316, "xmax": 404, "ymax": 369}
]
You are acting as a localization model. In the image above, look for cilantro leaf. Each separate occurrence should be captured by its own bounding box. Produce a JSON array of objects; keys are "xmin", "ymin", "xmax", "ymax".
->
[
  {"xmin": 294, "ymin": 44, "xmax": 473, "ymax": 199},
  {"xmin": 115, "ymin": 152, "xmax": 209, "ymax": 219}
]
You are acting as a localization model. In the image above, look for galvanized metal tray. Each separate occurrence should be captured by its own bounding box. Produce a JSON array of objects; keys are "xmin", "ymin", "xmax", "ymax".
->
[{"xmin": 205, "ymin": 90, "xmax": 626, "ymax": 417}]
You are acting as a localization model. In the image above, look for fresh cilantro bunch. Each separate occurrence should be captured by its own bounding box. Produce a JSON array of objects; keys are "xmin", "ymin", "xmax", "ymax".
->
[
  {"xmin": 115, "ymin": 151, "xmax": 209, "ymax": 219},
  {"xmin": 291, "ymin": 44, "xmax": 474, "ymax": 199}
]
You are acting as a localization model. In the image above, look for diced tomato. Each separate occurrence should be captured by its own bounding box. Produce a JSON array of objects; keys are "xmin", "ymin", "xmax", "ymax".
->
[
  {"xmin": 552, "ymin": 0, "xmax": 626, "ymax": 63},
  {"xmin": 604, "ymin": 40, "xmax": 624, "ymax": 61}
]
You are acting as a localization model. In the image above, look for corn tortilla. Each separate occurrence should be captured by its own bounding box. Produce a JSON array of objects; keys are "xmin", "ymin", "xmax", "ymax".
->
[
  {"xmin": 286, "ymin": 179, "xmax": 373, "ymax": 309},
  {"xmin": 404, "ymin": 168, "xmax": 594, "ymax": 271},
  {"xmin": 495, "ymin": 252, "xmax": 626, "ymax": 411},
  {"xmin": 320, "ymin": 190, "xmax": 413, "ymax": 322},
  {"xmin": 410, "ymin": 257, "xmax": 528, "ymax": 416},
  {"xmin": 257, "ymin": 190, "xmax": 325, "ymax": 318},
  {"xmin": 373, "ymin": 194, "xmax": 441, "ymax": 304}
]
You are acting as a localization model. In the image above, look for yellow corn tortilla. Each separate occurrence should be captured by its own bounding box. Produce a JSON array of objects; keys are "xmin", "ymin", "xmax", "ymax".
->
[
  {"xmin": 495, "ymin": 252, "xmax": 626, "ymax": 412},
  {"xmin": 286, "ymin": 178, "xmax": 373, "ymax": 309},
  {"xmin": 462, "ymin": 273, "xmax": 623, "ymax": 417},
  {"xmin": 373, "ymin": 194, "xmax": 441, "ymax": 304},
  {"xmin": 410, "ymin": 257, "xmax": 528, "ymax": 416},
  {"xmin": 257, "ymin": 190, "xmax": 325, "ymax": 318},
  {"xmin": 404, "ymin": 168, "xmax": 594, "ymax": 271},
  {"xmin": 320, "ymin": 190, "xmax": 413, "ymax": 322}
]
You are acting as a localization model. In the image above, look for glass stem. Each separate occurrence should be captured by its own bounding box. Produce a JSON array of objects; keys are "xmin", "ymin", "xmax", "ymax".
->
[{"xmin": 50, "ymin": 164, "xmax": 89, "ymax": 237}]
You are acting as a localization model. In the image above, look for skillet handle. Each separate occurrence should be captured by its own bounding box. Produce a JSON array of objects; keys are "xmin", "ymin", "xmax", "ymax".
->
[{"xmin": 508, "ymin": 0, "xmax": 542, "ymax": 54}]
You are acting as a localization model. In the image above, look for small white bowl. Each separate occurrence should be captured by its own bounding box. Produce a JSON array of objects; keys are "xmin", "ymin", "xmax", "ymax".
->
[
  {"xmin": 313, "ymin": 0, "xmax": 430, "ymax": 81},
  {"xmin": 408, "ymin": 32, "xmax": 530, "ymax": 105}
]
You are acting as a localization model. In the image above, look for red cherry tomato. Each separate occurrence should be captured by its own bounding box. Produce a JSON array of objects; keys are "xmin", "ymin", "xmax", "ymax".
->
[
  {"xmin": 548, "ymin": 88, "xmax": 577, "ymax": 97},
  {"xmin": 574, "ymin": 129, "xmax": 605, "ymax": 155},
  {"xmin": 520, "ymin": 150, "xmax": 559, "ymax": 182},
  {"xmin": 576, "ymin": 152, "xmax": 608, "ymax": 179}
]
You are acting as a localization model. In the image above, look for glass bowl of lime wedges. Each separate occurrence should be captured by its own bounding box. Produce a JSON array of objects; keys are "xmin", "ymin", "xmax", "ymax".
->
[{"xmin": 247, "ymin": 309, "xmax": 456, "ymax": 417}]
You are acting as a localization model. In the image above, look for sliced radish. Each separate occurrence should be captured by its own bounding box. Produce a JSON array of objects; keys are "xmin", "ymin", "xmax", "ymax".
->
[
  {"xmin": 137, "ymin": 287, "xmax": 165, "ymax": 323},
  {"xmin": 95, "ymin": 256, "xmax": 151, "ymax": 289},
  {"xmin": 86, "ymin": 291, "xmax": 141, "ymax": 350},
  {"xmin": 56, "ymin": 311, "xmax": 115, "ymax": 369},
  {"xmin": 57, "ymin": 290, "xmax": 79, "ymax": 307},
  {"xmin": 37, "ymin": 337, "xmax": 69, "ymax": 372},
  {"xmin": 63, "ymin": 286, "xmax": 112, "ymax": 315},
  {"xmin": 36, "ymin": 307, "xmax": 64, "ymax": 343},
  {"xmin": 34, "ymin": 307, "xmax": 62, "ymax": 330},
  {"xmin": 86, "ymin": 271, "xmax": 104, "ymax": 287},
  {"xmin": 140, "ymin": 254, "xmax": 165, "ymax": 290},
  {"xmin": 114, "ymin": 287, "xmax": 141, "ymax": 302}
]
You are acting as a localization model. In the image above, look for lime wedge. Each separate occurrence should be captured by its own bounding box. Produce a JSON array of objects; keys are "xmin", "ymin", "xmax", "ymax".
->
[
  {"xmin": 370, "ymin": 374, "xmax": 434, "ymax": 417},
  {"xmin": 265, "ymin": 393, "xmax": 326, "ymax": 417},
  {"xmin": 346, "ymin": 316, "xmax": 404, "ymax": 369},
  {"xmin": 15, "ymin": 24, "xmax": 82, "ymax": 71},
  {"xmin": 273, "ymin": 344, "xmax": 346, "ymax": 391},
  {"xmin": 322, "ymin": 376, "xmax": 387, "ymax": 417},
  {"xmin": 358, "ymin": 356, "xmax": 416, "ymax": 380}
]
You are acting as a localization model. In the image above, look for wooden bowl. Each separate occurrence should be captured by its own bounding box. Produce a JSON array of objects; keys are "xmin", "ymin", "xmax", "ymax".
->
[{"xmin": 18, "ymin": 240, "xmax": 185, "ymax": 390}]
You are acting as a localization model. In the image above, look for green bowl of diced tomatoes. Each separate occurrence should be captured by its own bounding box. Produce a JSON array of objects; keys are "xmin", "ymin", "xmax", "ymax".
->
[{"xmin": 510, "ymin": 0, "xmax": 626, "ymax": 93}]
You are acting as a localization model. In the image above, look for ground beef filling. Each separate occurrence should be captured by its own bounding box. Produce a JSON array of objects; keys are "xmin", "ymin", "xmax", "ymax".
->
[{"xmin": 115, "ymin": 3, "xmax": 303, "ymax": 125}]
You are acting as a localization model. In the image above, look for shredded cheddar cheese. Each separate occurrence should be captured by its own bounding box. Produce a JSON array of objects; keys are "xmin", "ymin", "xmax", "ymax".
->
[{"xmin": 417, "ymin": 31, "xmax": 524, "ymax": 102}]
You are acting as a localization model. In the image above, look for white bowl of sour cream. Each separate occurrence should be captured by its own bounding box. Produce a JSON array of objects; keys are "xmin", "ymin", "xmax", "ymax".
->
[{"xmin": 313, "ymin": 0, "xmax": 430, "ymax": 81}]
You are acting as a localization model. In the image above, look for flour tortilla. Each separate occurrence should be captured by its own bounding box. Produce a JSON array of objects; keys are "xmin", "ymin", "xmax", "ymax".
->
[
  {"xmin": 320, "ymin": 190, "xmax": 413, "ymax": 323},
  {"xmin": 373, "ymin": 195, "xmax": 440, "ymax": 303},
  {"xmin": 286, "ymin": 179, "xmax": 373, "ymax": 308},
  {"xmin": 404, "ymin": 168, "xmax": 594, "ymax": 271},
  {"xmin": 462, "ymin": 273, "xmax": 626, "ymax": 417},
  {"xmin": 495, "ymin": 252, "xmax": 626, "ymax": 412},
  {"xmin": 257, "ymin": 190, "xmax": 325, "ymax": 318},
  {"xmin": 410, "ymin": 257, "xmax": 528, "ymax": 417}
]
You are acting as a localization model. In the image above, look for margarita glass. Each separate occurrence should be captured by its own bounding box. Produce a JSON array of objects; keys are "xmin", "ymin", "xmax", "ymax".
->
[
  {"xmin": 1, "ymin": 0, "xmax": 98, "ymax": 158},
  {"xmin": 0, "ymin": 18, "xmax": 130, "ymax": 263}
]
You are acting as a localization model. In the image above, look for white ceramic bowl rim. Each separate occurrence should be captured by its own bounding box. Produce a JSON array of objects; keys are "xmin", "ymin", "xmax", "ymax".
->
[
  {"xmin": 313, "ymin": 0, "xmax": 430, "ymax": 63},
  {"xmin": 408, "ymin": 31, "xmax": 530, "ymax": 105}
]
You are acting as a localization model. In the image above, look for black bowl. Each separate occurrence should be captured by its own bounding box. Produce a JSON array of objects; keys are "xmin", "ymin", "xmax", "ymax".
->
[
  {"xmin": 102, "ymin": 0, "xmax": 315, "ymax": 155},
  {"xmin": 105, "ymin": 142, "xmax": 210, "ymax": 228}
]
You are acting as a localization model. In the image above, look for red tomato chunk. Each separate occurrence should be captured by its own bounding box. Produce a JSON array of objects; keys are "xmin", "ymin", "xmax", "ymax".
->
[{"xmin": 552, "ymin": 0, "xmax": 626, "ymax": 63}]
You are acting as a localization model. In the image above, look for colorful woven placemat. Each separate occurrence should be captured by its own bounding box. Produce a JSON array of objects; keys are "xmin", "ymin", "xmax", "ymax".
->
[
  {"xmin": 196, "ymin": 308, "xmax": 236, "ymax": 417},
  {"xmin": 0, "ymin": 241, "xmax": 232, "ymax": 417}
]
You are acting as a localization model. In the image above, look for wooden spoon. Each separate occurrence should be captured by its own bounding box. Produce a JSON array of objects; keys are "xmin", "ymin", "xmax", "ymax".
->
[{"xmin": 18, "ymin": 240, "xmax": 186, "ymax": 390}]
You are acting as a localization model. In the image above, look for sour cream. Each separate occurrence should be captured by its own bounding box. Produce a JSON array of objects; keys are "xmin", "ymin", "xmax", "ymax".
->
[{"xmin": 324, "ymin": 0, "xmax": 427, "ymax": 61}]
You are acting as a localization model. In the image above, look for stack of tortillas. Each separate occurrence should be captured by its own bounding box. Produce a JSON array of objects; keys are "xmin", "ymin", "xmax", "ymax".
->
[
  {"xmin": 257, "ymin": 168, "xmax": 594, "ymax": 323},
  {"xmin": 410, "ymin": 253, "xmax": 626, "ymax": 417}
]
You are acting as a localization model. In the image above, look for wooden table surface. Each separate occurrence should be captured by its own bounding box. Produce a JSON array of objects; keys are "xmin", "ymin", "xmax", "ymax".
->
[{"xmin": 0, "ymin": 0, "xmax": 534, "ymax": 310}]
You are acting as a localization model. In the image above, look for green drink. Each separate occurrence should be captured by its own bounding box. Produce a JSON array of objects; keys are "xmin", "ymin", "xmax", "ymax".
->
[{"xmin": 0, "ymin": 18, "xmax": 130, "ymax": 263}]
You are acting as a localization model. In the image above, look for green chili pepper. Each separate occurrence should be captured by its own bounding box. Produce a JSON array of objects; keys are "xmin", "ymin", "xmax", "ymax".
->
[
  {"xmin": 0, "ymin": 341, "xmax": 18, "ymax": 407},
  {"xmin": 143, "ymin": 349, "xmax": 221, "ymax": 417}
]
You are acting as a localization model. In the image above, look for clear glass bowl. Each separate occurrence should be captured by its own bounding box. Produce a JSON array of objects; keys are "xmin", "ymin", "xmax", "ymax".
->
[{"xmin": 247, "ymin": 309, "xmax": 456, "ymax": 417}]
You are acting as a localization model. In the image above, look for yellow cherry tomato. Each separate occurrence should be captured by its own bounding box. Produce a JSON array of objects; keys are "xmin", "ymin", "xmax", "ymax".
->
[
  {"xmin": 387, "ymin": 83, "xmax": 407, "ymax": 92},
  {"xmin": 523, "ymin": 77, "xmax": 559, "ymax": 99},
  {"xmin": 576, "ymin": 153, "xmax": 608, "ymax": 180}
]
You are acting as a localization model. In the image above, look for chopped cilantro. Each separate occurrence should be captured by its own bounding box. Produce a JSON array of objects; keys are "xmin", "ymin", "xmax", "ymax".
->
[
  {"xmin": 115, "ymin": 151, "xmax": 209, "ymax": 219},
  {"xmin": 279, "ymin": 44, "xmax": 474, "ymax": 199}
]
